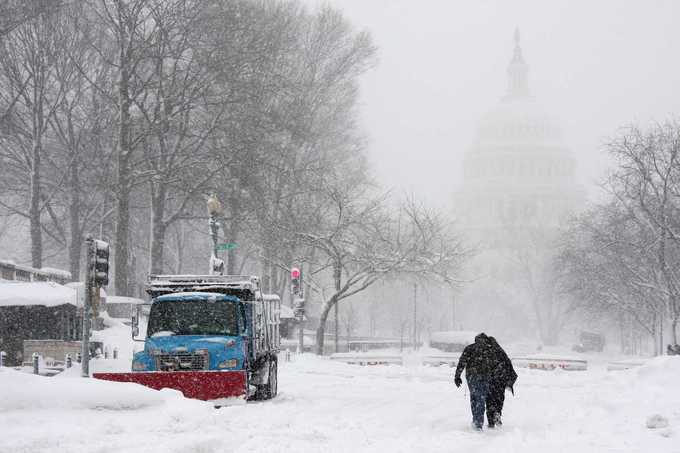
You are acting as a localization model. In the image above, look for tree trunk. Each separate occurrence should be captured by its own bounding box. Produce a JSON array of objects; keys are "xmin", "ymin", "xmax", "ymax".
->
[
  {"xmin": 114, "ymin": 46, "xmax": 131, "ymax": 296},
  {"xmin": 335, "ymin": 298, "xmax": 339, "ymax": 352},
  {"xmin": 226, "ymin": 190, "xmax": 240, "ymax": 275},
  {"xmin": 333, "ymin": 261, "xmax": 341, "ymax": 352},
  {"xmin": 174, "ymin": 224, "xmax": 184, "ymax": 274},
  {"xmin": 315, "ymin": 295, "xmax": 337, "ymax": 355},
  {"xmin": 671, "ymin": 316, "xmax": 678, "ymax": 345},
  {"xmin": 149, "ymin": 189, "xmax": 166, "ymax": 275},
  {"xmin": 316, "ymin": 261, "xmax": 342, "ymax": 355},
  {"xmin": 659, "ymin": 310, "xmax": 664, "ymax": 356},
  {"xmin": 29, "ymin": 137, "xmax": 42, "ymax": 268},
  {"xmin": 68, "ymin": 157, "xmax": 81, "ymax": 280}
]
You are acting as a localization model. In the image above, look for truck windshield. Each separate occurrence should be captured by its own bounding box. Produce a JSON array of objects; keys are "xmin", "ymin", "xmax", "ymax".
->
[{"xmin": 147, "ymin": 299, "xmax": 239, "ymax": 337}]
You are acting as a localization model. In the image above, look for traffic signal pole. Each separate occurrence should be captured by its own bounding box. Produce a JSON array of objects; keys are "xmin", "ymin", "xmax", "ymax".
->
[
  {"xmin": 81, "ymin": 236, "xmax": 110, "ymax": 378},
  {"xmin": 298, "ymin": 307, "xmax": 304, "ymax": 354},
  {"xmin": 81, "ymin": 236, "xmax": 94, "ymax": 377},
  {"xmin": 291, "ymin": 267, "xmax": 304, "ymax": 354}
]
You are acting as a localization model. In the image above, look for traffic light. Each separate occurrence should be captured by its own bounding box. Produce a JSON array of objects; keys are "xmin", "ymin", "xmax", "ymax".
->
[
  {"xmin": 291, "ymin": 267, "xmax": 304, "ymax": 319},
  {"xmin": 93, "ymin": 240, "xmax": 110, "ymax": 287},
  {"xmin": 291, "ymin": 267, "xmax": 302, "ymax": 297}
]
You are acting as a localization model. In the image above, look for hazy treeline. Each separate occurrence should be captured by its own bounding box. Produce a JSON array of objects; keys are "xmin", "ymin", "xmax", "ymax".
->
[
  {"xmin": 558, "ymin": 122, "xmax": 680, "ymax": 353},
  {"xmin": 0, "ymin": 0, "xmax": 465, "ymax": 352}
]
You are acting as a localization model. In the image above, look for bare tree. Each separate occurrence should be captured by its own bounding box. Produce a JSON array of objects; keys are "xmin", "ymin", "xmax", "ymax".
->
[
  {"xmin": 0, "ymin": 5, "xmax": 75, "ymax": 267},
  {"xmin": 298, "ymin": 189, "xmax": 467, "ymax": 354},
  {"xmin": 133, "ymin": 0, "xmax": 226, "ymax": 274},
  {"xmin": 86, "ymin": 0, "xmax": 157, "ymax": 294},
  {"xmin": 606, "ymin": 122, "xmax": 680, "ymax": 345}
]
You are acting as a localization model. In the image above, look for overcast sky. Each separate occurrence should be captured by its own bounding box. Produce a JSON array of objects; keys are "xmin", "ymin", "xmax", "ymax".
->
[{"xmin": 304, "ymin": 0, "xmax": 680, "ymax": 207}]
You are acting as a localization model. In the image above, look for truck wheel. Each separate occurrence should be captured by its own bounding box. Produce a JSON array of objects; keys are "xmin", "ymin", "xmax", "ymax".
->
[
  {"xmin": 267, "ymin": 360, "xmax": 278, "ymax": 399},
  {"xmin": 254, "ymin": 359, "xmax": 277, "ymax": 400}
]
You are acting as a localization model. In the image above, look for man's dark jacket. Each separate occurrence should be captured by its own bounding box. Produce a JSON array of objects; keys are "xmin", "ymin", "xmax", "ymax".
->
[
  {"xmin": 489, "ymin": 336, "xmax": 517, "ymax": 394},
  {"xmin": 454, "ymin": 333, "xmax": 498, "ymax": 381}
]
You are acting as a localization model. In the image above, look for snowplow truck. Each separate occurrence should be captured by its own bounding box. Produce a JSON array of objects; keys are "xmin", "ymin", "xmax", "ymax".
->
[{"xmin": 93, "ymin": 275, "xmax": 280, "ymax": 403}]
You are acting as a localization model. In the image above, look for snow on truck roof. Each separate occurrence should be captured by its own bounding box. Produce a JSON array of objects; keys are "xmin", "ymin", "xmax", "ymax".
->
[
  {"xmin": 154, "ymin": 292, "xmax": 240, "ymax": 302},
  {"xmin": 0, "ymin": 281, "xmax": 79, "ymax": 308},
  {"xmin": 146, "ymin": 274, "xmax": 260, "ymax": 294}
]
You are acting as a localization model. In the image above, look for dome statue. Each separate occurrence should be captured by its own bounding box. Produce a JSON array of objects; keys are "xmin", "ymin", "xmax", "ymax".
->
[
  {"xmin": 453, "ymin": 30, "xmax": 584, "ymax": 343},
  {"xmin": 455, "ymin": 29, "xmax": 581, "ymax": 248}
]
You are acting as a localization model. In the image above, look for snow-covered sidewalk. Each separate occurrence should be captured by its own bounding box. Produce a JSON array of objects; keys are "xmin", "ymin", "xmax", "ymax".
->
[{"xmin": 1, "ymin": 355, "xmax": 679, "ymax": 453}]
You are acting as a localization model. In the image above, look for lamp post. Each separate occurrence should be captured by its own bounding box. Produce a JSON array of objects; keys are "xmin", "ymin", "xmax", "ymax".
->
[
  {"xmin": 412, "ymin": 282, "xmax": 417, "ymax": 350},
  {"xmin": 207, "ymin": 194, "xmax": 224, "ymax": 275}
]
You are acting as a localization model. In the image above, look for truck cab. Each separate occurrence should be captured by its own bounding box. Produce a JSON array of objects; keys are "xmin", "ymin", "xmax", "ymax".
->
[{"xmin": 131, "ymin": 293, "xmax": 247, "ymax": 374}]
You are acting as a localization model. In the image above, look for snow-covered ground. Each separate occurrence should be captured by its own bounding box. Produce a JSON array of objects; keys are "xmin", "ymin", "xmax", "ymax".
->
[{"xmin": 2, "ymin": 350, "xmax": 680, "ymax": 453}]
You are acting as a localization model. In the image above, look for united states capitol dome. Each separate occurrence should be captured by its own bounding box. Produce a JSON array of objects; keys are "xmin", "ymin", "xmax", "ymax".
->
[
  {"xmin": 456, "ymin": 29, "xmax": 580, "ymax": 238},
  {"xmin": 473, "ymin": 29, "xmax": 565, "ymax": 150},
  {"xmin": 475, "ymin": 100, "xmax": 563, "ymax": 146}
]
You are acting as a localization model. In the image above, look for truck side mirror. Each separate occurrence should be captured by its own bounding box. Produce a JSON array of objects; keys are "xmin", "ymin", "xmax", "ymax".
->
[{"xmin": 131, "ymin": 305, "xmax": 143, "ymax": 341}]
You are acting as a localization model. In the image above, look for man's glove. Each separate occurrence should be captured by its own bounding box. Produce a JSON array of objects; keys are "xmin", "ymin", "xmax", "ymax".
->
[{"xmin": 454, "ymin": 376, "xmax": 462, "ymax": 387}]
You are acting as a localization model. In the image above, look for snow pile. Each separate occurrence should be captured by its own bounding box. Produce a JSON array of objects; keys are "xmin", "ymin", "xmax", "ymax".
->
[
  {"xmin": 0, "ymin": 281, "xmax": 77, "ymax": 307},
  {"xmin": 90, "ymin": 313, "xmax": 140, "ymax": 373},
  {"xmin": 0, "ymin": 368, "xmax": 187, "ymax": 412},
  {"xmin": 39, "ymin": 267, "xmax": 72, "ymax": 280},
  {"xmin": 0, "ymin": 367, "xmax": 214, "ymax": 453},
  {"xmin": 635, "ymin": 355, "xmax": 680, "ymax": 385}
]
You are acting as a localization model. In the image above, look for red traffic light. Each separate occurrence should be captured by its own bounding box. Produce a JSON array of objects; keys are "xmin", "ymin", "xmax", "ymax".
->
[{"xmin": 291, "ymin": 267, "xmax": 300, "ymax": 279}]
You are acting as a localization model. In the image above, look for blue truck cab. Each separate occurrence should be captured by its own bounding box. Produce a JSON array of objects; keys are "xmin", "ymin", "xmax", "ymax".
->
[{"xmin": 131, "ymin": 275, "xmax": 280, "ymax": 401}]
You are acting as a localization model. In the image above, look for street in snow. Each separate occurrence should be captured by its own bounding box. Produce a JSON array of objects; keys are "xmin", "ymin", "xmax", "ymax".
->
[{"xmin": 1, "ymin": 352, "xmax": 679, "ymax": 453}]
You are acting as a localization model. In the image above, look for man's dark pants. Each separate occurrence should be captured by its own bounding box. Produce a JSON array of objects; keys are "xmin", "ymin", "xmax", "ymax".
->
[
  {"xmin": 486, "ymin": 380, "xmax": 505, "ymax": 426},
  {"xmin": 466, "ymin": 375, "xmax": 490, "ymax": 428}
]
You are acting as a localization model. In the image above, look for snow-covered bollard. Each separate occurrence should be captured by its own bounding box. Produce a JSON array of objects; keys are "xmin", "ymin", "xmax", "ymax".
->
[
  {"xmin": 285, "ymin": 349, "xmax": 291, "ymax": 362},
  {"xmin": 76, "ymin": 352, "xmax": 81, "ymax": 363},
  {"xmin": 646, "ymin": 414, "xmax": 670, "ymax": 429},
  {"xmin": 32, "ymin": 353, "xmax": 39, "ymax": 375},
  {"xmin": 0, "ymin": 351, "xmax": 6, "ymax": 368},
  {"xmin": 113, "ymin": 348, "xmax": 118, "ymax": 359},
  {"xmin": 66, "ymin": 354, "xmax": 72, "ymax": 368},
  {"xmin": 104, "ymin": 347, "xmax": 109, "ymax": 359}
]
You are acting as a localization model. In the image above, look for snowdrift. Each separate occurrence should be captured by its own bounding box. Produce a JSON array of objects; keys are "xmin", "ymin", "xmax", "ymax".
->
[{"xmin": 0, "ymin": 367, "xmax": 210, "ymax": 413}]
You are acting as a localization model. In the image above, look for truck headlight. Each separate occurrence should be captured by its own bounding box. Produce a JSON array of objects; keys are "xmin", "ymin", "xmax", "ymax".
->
[
  {"xmin": 217, "ymin": 359, "xmax": 239, "ymax": 369},
  {"xmin": 132, "ymin": 360, "xmax": 148, "ymax": 371}
]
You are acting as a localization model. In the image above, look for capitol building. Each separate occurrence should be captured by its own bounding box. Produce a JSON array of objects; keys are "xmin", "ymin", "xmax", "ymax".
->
[
  {"xmin": 456, "ymin": 30, "xmax": 581, "ymax": 248},
  {"xmin": 455, "ymin": 30, "xmax": 583, "ymax": 342}
]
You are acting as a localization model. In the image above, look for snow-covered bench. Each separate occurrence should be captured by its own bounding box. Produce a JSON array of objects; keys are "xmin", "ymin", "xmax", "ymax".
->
[
  {"xmin": 512, "ymin": 356, "xmax": 588, "ymax": 371},
  {"xmin": 330, "ymin": 352, "xmax": 403, "ymax": 366}
]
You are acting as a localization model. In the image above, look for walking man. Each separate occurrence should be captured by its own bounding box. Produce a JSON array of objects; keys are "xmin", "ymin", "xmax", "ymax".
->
[
  {"xmin": 486, "ymin": 336, "xmax": 517, "ymax": 428},
  {"xmin": 454, "ymin": 333, "xmax": 499, "ymax": 430}
]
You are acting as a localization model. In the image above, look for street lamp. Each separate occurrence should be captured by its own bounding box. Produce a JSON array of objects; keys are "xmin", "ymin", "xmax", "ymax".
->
[{"xmin": 207, "ymin": 193, "xmax": 224, "ymax": 275}]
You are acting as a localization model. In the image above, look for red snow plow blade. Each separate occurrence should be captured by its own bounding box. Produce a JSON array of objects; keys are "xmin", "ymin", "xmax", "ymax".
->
[{"xmin": 93, "ymin": 370, "xmax": 247, "ymax": 401}]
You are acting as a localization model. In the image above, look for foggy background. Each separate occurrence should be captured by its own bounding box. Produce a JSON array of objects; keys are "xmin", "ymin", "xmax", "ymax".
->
[
  {"xmin": 307, "ymin": 0, "xmax": 680, "ymax": 204},
  {"xmin": 1, "ymin": 0, "xmax": 679, "ymax": 353}
]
